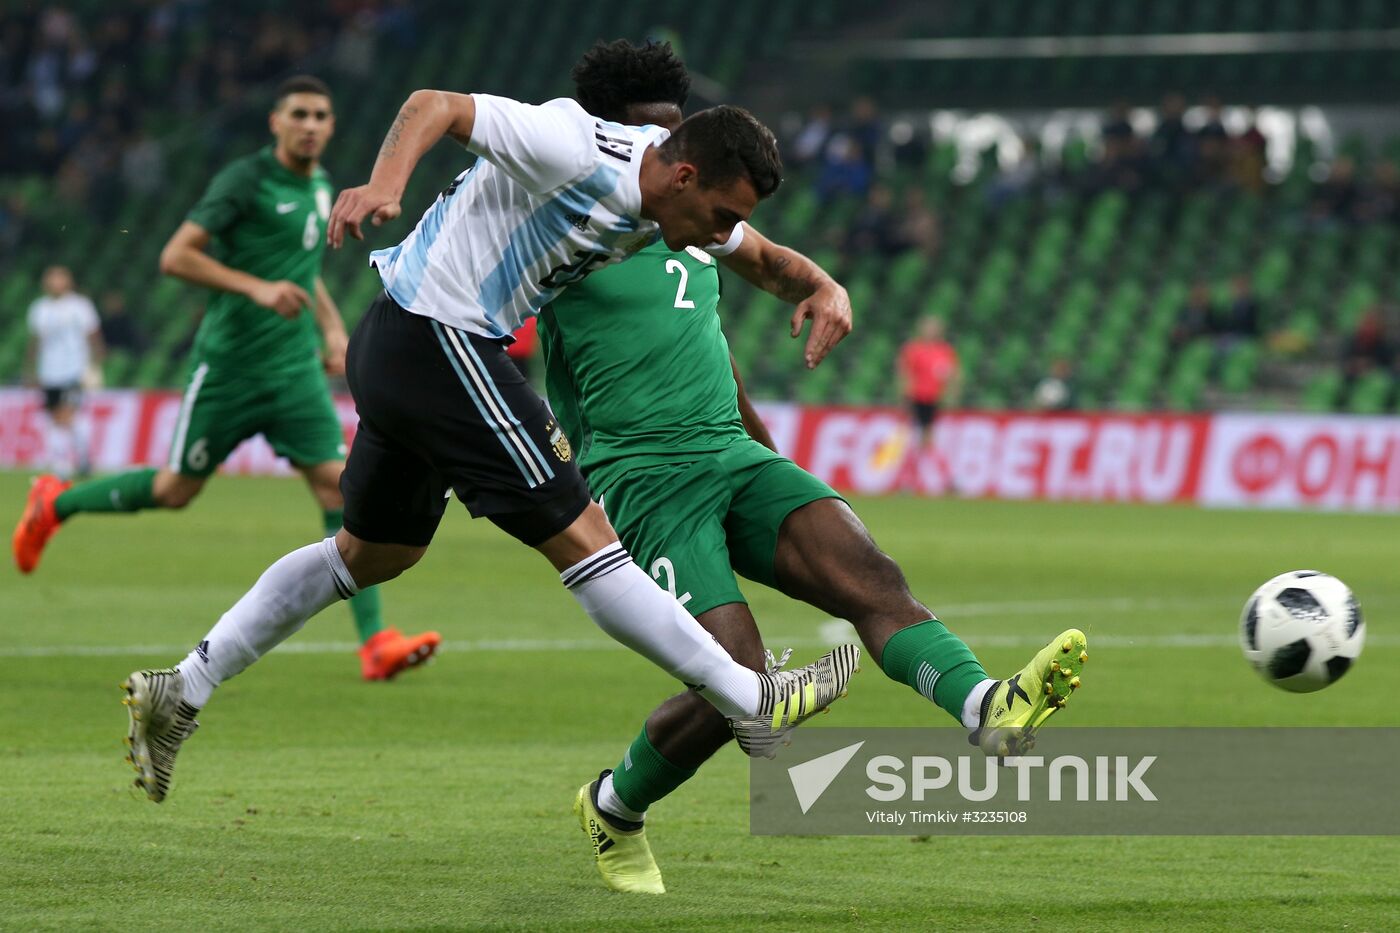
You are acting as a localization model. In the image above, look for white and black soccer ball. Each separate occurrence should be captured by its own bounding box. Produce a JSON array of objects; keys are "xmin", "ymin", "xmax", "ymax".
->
[{"xmin": 1240, "ymin": 571, "xmax": 1365, "ymax": 693}]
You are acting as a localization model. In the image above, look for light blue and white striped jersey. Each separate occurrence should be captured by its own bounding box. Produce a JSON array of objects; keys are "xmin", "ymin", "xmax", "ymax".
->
[{"xmin": 371, "ymin": 94, "xmax": 742, "ymax": 339}]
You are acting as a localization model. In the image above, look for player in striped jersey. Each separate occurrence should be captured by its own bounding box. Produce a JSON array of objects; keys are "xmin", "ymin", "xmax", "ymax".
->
[
  {"xmin": 543, "ymin": 41, "xmax": 1091, "ymax": 893},
  {"xmin": 120, "ymin": 69, "xmax": 862, "ymax": 803}
]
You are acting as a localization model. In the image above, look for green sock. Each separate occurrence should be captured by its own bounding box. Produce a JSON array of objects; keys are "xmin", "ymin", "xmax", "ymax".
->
[
  {"xmin": 323, "ymin": 509, "xmax": 384, "ymax": 643},
  {"xmin": 609, "ymin": 727, "xmax": 698, "ymax": 815},
  {"xmin": 879, "ymin": 618, "xmax": 989, "ymax": 724},
  {"xmin": 54, "ymin": 468, "xmax": 158, "ymax": 520}
]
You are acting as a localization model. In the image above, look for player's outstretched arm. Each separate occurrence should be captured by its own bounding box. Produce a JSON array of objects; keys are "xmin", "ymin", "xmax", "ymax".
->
[
  {"xmin": 159, "ymin": 221, "xmax": 309, "ymax": 319},
  {"xmin": 719, "ymin": 225, "xmax": 852, "ymax": 369},
  {"xmin": 312, "ymin": 277, "xmax": 349, "ymax": 376},
  {"xmin": 731, "ymin": 353, "xmax": 777, "ymax": 452},
  {"xmin": 328, "ymin": 90, "xmax": 476, "ymax": 247}
]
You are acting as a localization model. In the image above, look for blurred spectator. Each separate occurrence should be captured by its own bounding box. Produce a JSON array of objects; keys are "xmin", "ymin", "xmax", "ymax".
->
[
  {"xmin": 1032, "ymin": 358, "xmax": 1077, "ymax": 412},
  {"xmin": 1312, "ymin": 156, "xmax": 1360, "ymax": 224},
  {"xmin": 1173, "ymin": 281, "xmax": 1215, "ymax": 350},
  {"xmin": 0, "ymin": 193, "xmax": 31, "ymax": 255},
  {"xmin": 896, "ymin": 187, "xmax": 940, "ymax": 258},
  {"xmin": 1357, "ymin": 160, "xmax": 1400, "ymax": 225},
  {"xmin": 1341, "ymin": 307, "xmax": 1396, "ymax": 387},
  {"xmin": 1229, "ymin": 115, "xmax": 1268, "ymax": 194},
  {"xmin": 1150, "ymin": 93, "xmax": 1194, "ymax": 188},
  {"xmin": 898, "ymin": 316, "xmax": 959, "ymax": 448},
  {"xmin": 847, "ymin": 96, "xmax": 883, "ymax": 169},
  {"xmin": 845, "ymin": 184, "xmax": 902, "ymax": 256},
  {"xmin": 1097, "ymin": 102, "xmax": 1146, "ymax": 194},
  {"xmin": 1101, "ymin": 100, "xmax": 1135, "ymax": 148},
  {"xmin": 1207, "ymin": 275, "xmax": 1263, "ymax": 373},
  {"xmin": 98, "ymin": 290, "xmax": 147, "ymax": 355},
  {"xmin": 789, "ymin": 103, "xmax": 834, "ymax": 168},
  {"xmin": 1213, "ymin": 275, "xmax": 1262, "ymax": 344},
  {"xmin": 121, "ymin": 123, "xmax": 165, "ymax": 196},
  {"xmin": 816, "ymin": 137, "xmax": 872, "ymax": 202},
  {"xmin": 987, "ymin": 134, "xmax": 1040, "ymax": 206},
  {"xmin": 1195, "ymin": 96, "xmax": 1230, "ymax": 185}
]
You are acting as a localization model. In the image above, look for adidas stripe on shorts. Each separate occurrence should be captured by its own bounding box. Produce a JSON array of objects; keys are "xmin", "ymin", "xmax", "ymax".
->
[{"xmin": 340, "ymin": 291, "xmax": 590, "ymax": 547}]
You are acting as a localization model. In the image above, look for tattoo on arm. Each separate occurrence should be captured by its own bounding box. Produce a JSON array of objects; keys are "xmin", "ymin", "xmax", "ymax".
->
[
  {"xmin": 379, "ymin": 104, "xmax": 418, "ymax": 161},
  {"xmin": 767, "ymin": 255, "xmax": 822, "ymax": 303}
]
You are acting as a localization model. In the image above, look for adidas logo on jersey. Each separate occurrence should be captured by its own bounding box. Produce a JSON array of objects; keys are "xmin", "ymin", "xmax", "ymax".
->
[{"xmin": 565, "ymin": 212, "xmax": 591, "ymax": 232}]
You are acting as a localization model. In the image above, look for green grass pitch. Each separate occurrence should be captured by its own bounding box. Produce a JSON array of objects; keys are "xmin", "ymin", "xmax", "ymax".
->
[{"xmin": 1, "ymin": 471, "xmax": 1396, "ymax": 931}]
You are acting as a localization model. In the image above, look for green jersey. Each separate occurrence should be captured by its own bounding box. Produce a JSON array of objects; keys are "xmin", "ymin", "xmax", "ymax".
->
[
  {"xmin": 185, "ymin": 146, "xmax": 334, "ymax": 377},
  {"xmin": 540, "ymin": 240, "xmax": 746, "ymax": 490}
]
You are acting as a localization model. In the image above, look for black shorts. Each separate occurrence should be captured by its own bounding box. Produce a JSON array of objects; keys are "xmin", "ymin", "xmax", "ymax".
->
[
  {"xmin": 42, "ymin": 384, "xmax": 81, "ymax": 413},
  {"xmin": 340, "ymin": 293, "xmax": 590, "ymax": 548},
  {"xmin": 910, "ymin": 400, "xmax": 940, "ymax": 430}
]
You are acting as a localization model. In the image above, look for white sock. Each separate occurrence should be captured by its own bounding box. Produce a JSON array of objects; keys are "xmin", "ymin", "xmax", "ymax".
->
[
  {"xmin": 177, "ymin": 538, "xmax": 356, "ymax": 707},
  {"xmin": 561, "ymin": 542, "xmax": 760, "ymax": 718},
  {"xmin": 961, "ymin": 677, "xmax": 997, "ymax": 730},
  {"xmin": 597, "ymin": 772, "xmax": 646, "ymax": 824}
]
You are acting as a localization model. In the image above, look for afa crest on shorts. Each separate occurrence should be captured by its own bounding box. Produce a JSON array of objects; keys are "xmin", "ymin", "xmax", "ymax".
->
[{"xmin": 547, "ymin": 420, "xmax": 573, "ymax": 463}]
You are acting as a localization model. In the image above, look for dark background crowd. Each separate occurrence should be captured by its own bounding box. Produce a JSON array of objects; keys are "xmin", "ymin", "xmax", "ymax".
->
[{"xmin": 0, "ymin": 3, "xmax": 418, "ymax": 235}]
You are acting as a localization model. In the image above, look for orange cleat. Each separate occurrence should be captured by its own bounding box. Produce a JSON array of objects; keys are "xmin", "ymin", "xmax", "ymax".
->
[
  {"xmin": 358, "ymin": 627, "xmax": 441, "ymax": 681},
  {"xmin": 13, "ymin": 474, "xmax": 70, "ymax": 574}
]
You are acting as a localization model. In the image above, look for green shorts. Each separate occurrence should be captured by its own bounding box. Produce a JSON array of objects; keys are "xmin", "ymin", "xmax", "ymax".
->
[
  {"xmin": 166, "ymin": 361, "xmax": 347, "ymax": 478},
  {"xmin": 591, "ymin": 440, "xmax": 842, "ymax": 617}
]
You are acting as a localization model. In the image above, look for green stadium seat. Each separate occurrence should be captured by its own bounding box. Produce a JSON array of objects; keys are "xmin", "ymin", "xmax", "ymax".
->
[
  {"xmin": 1220, "ymin": 341, "xmax": 1261, "ymax": 394},
  {"xmin": 1346, "ymin": 371, "xmax": 1392, "ymax": 415},
  {"xmin": 1301, "ymin": 371, "xmax": 1342, "ymax": 412}
]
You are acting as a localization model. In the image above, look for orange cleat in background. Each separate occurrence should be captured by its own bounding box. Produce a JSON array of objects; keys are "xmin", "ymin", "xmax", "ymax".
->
[
  {"xmin": 13, "ymin": 474, "xmax": 70, "ymax": 574},
  {"xmin": 358, "ymin": 627, "xmax": 442, "ymax": 681}
]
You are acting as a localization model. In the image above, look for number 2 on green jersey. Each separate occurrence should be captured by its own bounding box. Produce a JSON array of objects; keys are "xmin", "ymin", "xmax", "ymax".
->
[{"xmin": 664, "ymin": 258, "xmax": 695, "ymax": 309}]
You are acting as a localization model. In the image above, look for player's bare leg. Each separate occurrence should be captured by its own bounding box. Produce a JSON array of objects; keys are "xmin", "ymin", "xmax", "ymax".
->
[
  {"xmin": 298, "ymin": 460, "xmax": 439, "ymax": 680},
  {"xmin": 773, "ymin": 498, "xmax": 1086, "ymax": 751},
  {"xmin": 773, "ymin": 499, "xmax": 930, "ymax": 659},
  {"xmin": 151, "ymin": 469, "xmax": 206, "ymax": 509}
]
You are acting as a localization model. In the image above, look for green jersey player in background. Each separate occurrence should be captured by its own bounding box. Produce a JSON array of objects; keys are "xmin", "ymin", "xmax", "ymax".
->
[
  {"xmin": 12, "ymin": 76, "xmax": 440, "ymax": 682},
  {"xmin": 546, "ymin": 41, "xmax": 1092, "ymax": 894}
]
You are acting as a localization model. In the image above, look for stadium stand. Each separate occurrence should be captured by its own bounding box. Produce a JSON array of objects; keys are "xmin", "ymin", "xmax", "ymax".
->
[
  {"xmin": 2, "ymin": 2, "xmax": 1398, "ymax": 414},
  {"xmin": 840, "ymin": 0, "xmax": 1400, "ymax": 107}
]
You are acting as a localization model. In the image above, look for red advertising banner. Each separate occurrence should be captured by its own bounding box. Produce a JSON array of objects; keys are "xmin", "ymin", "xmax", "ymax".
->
[
  {"xmin": 1198, "ymin": 413, "xmax": 1400, "ymax": 511},
  {"xmin": 754, "ymin": 403, "xmax": 1209, "ymax": 502},
  {"xmin": 0, "ymin": 389, "xmax": 359, "ymax": 477},
  {"xmin": 4, "ymin": 390, "xmax": 1398, "ymax": 512}
]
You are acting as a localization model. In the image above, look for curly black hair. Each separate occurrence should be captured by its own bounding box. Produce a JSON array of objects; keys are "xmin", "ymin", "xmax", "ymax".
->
[{"xmin": 571, "ymin": 39, "xmax": 690, "ymax": 124}]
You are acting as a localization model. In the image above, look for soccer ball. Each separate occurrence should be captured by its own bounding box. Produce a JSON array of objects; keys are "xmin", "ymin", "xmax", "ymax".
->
[{"xmin": 1239, "ymin": 571, "xmax": 1365, "ymax": 693}]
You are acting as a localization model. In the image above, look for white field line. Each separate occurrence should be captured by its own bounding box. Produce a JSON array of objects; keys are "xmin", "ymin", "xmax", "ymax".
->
[{"xmin": 4, "ymin": 596, "xmax": 1392, "ymax": 657}]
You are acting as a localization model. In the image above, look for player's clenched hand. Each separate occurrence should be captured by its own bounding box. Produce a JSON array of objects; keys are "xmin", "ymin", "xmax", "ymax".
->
[
  {"xmin": 323, "ymin": 331, "xmax": 348, "ymax": 377},
  {"xmin": 328, "ymin": 183, "xmax": 401, "ymax": 248},
  {"xmin": 790, "ymin": 283, "xmax": 853, "ymax": 369},
  {"xmin": 249, "ymin": 280, "xmax": 311, "ymax": 319}
]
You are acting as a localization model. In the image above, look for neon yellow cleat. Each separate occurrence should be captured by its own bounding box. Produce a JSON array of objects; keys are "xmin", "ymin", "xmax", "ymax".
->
[
  {"xmin": 973, "ymin": 628, "xmax": 1088, "ymax": 757},
  {"xmin": 572, "ymin": 772, "xmax": 665, "ymax": 895}
]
